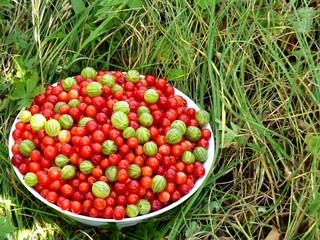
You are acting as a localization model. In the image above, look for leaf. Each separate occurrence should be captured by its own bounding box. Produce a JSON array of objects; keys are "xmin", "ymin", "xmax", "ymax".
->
[
  {"xmin": 230, "ymin": 122, "xmax": 246, "ymax": 146},
  {"xmin": 204, "ymin": 201, "xmax": 221, "ymax": 213},
  {"xmin": 166, "ymin": 68, "xmax": 186, "ymax": 81},
  {"xmin": 235, "ymin": 135, "xmax": 246, "ymax": 146},
  {"xmin": 26, "ymin": 72, "xmax": 38, "ymax": 95},
  {"xmin": 248, "ymin": 143, "xmax": 266, "ymax": 153},
  {"xmin": 0, "ymin": 97, "xmax": 10, "ymax": 111},
  {"xmin": 305, "ymin": 134, "xmax": 320, "ymax": 153},
  {"xmin": 0, "ymin": 0, "xmax": 14, "ymax": 8},
  {"xmin": 223, "ymin": 129, "xmax": 237, "ymax": 148},
  {"xmin": 99, "ymin": 222, "xmax": 117, "ymax": 230},
  {"xmin": 0, "ymin": 216, "xmax": 16, "ymax": 239},
  {"xmin": 9, "ymin": 70, "xmax": 45, "ymax": 110},
  {"xmin": 195, "ymin": 0, "xmax": 215, "ymax": 9},
  {"xmin": 16, "ymin": 98, "xmax": 31, "ymax": 111},
  {"xmin": 70, "ymin": 0, "xmax": 86, "ymax": 14},
  {"xmin": 217, "ymin": 120, "xmax": 246, "ymax": 148},
  {"xmin": 154, "ymin": 37, "xmax": 172, "ymax": 62},
  {"xmin": 308, "ymin": 201, "xmax": 319, "ymax": 216},
  {"xmin": 265, "ymin": 226, "xmax": 280, "ymax": 240},
  {"xmin": 5, "ymin": 30, "xmax": 29, "ymax": 51},
  {"xmin": 12, "ymin": 55, "xmax": 27, "ymax": 78},
  {"xmin": 127, "ymin": 0, "xmax": 144, "ymax": 9},
  {"xmin": 185, "ymin": 221, "xmax": 200, "ymax": 238},
  {"xmin": 134, "ymin": 219, "xmax": 160, "ymax": 239},
  {"xmin": 105, "ymin": 0, "xmax": 124, "ymax": 6},
  {"xmin": 25, "ymin": 58, "xmax": 37, "ymax": 69},
  {"xmin": 230, "ymin": 122, "xmax": 241, "ymax": 132},
  {"xmin": 293, "ymin": 7, "xmax": 316, "ymax": 32},
  {"xmin": 308, "ymin": 193, "xmax": 320, "ymax": 215},
  {"xmin": 290, "ymin": 50, "xmax": 307, "ymax": 59},
  {"xmin": 258, "ymin": 206, "xmax": 268, "ymax": 213},
  {"xmin": 94, "ymin": 0, "xmax": 127, "ymax": 18},
  {"xmin": 216, "ymin": 119, "xmax": 238, "ymax": 148},
  {"xmin": 9, "ymin": 80, "xmax": 25, "ymax": 100}
]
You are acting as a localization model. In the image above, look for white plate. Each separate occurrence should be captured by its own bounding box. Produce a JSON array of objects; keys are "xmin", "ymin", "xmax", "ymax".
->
[{"xmin": 8, "ymin": 83, "xmax": 215, "ymax": 227}]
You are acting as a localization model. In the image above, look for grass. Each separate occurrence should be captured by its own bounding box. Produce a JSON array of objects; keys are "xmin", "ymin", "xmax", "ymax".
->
[{"xmin": 1, "ymin": 0, "xmax": 320, "ymax": 239}]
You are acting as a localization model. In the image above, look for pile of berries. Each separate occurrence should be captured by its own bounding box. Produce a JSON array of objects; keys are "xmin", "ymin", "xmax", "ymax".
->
[{"xmin": 10, "ymin": 68, "xmax": 211, "ymax": 220}]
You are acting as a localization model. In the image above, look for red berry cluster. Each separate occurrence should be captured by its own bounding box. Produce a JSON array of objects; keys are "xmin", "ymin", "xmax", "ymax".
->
[{"xmin": 10, "ymin": 70, "xmax": 211, "ymax": 220}]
